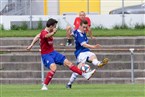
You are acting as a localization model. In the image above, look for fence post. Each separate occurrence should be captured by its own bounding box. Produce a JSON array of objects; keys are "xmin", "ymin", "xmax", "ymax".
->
[
  {"xmin": 122, "ymin": 0, "xmax": 125, "ymax": 27},
  {"xmin": 29, "ymin": 0, "xmax": 32, "ymax": 29},
  {"xmin": 39, "ymin": 49, "xmax": 44, "ymax": 84},
  {"xmin": 129, "ymin": 48, "xmax": 135, "ymax": 84},
  {"xmin": 41, "ymin": 58, "xmax": 44, "ymax": 84}
]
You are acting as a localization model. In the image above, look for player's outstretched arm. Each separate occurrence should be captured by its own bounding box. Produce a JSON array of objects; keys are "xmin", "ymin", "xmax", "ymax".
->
[
  {"xmin": 26, "ymin": 33, "xmax": 40, "ymax": 51},
  {"xmin": 82, "ymin": 43, "xmax": 101, "ymax": 49}
]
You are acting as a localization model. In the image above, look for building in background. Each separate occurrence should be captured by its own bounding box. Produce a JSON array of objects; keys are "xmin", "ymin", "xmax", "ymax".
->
[{"xmin": 0, "ymin": 0, "xmax": 144, "ymax": 15}]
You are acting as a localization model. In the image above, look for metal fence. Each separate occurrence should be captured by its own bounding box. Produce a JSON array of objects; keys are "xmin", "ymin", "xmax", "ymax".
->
[
  {"xmin": 0, "ymin": 0, "xmax": 30, "ymax": 15},
  {"xmin": 1, "ymin": 0, "xmax": 144, "ymax": 15}
]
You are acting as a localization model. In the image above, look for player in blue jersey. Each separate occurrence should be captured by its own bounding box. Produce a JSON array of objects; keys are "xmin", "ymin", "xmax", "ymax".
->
[{"xmin": 66, "ymin": 20, "xmax": 109, "ymax": 89}]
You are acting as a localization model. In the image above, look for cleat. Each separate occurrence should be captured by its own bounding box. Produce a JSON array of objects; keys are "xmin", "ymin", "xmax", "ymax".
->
[
  {"xmin": 83, "ymin": 69, "xmax": 96, "ymax": 80},
  {"xmin": 41, "ymin": 85, "xmax": 48, "ymax": 90},
  {"xmin": 66, "ymin": 39, "xmax": 73, "ymax": 46},
  {"xmin": 66, "ymin": 84, "xmax": 72, "ymax": 89},
  {"xmin": 98, "ymin": 58, "xmax": 109, "ymax": 68}
]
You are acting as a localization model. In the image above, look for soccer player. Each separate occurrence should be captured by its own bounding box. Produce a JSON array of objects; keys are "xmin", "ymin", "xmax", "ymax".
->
[
  {"xmin": 65, "ymin": 11, "xmax": 94, "ymax": 46},
  {"xmin": 66, "ymin": 20, "xmax": 109, "ymax": 89},
  {"xmin": 27, "ymin": 18, "xmax": 96, "ymax": 90}
]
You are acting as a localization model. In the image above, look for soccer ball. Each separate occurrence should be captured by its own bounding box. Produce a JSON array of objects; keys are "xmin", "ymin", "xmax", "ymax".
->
[{"xmin": 80, "ymin": 64, "xmax": 90, "ymax": 73}]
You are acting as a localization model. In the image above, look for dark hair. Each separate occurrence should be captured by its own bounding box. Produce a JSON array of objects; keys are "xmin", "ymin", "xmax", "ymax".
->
[
  {"xmin": 80, "ymin": 20, "xmax": 88, "ymax": 26},
  {"xmin": 46, "ymin": 18, "xmax": 58, "ymax": 27}
]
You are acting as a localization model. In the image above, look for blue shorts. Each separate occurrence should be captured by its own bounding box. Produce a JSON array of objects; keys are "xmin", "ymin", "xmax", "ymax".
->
[{"xmin": 41, "ymin": 51, "xmax": 66, "ymax": 69}]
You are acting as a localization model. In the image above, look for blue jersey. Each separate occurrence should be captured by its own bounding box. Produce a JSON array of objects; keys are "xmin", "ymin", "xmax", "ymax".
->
[{"xmin": 73, "ymin": 29, "xmax": 90, "ymax": 58}]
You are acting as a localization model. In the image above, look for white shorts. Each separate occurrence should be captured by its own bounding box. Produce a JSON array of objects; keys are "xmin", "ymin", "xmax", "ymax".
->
[{"xmin": 77, "ymin": 51, "xmax": 96, "ymax": 63}]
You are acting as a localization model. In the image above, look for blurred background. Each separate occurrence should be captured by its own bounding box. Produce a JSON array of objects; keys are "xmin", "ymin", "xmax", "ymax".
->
[{"xmin": 0, "ymin": 0, "xmax": 145, "ymax": 15}]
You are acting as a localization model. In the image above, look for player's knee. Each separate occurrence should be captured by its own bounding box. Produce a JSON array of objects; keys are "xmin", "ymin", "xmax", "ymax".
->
[
  {"xmin": 63, "ymin": 59, "xmax": 72, "ymax": 67},
  {"xmin": 66, "ymin": 26, "xmax": 71, "ymax": 30},
  {"xmin": 50, "ymin": 64, "xmax": 57, "ymax": 72},
  {"xmin": 89, "ymin": 55, "xmax": 96, "ymax": 61}
]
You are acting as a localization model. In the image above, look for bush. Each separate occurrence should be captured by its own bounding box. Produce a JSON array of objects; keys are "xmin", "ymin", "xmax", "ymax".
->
[
  {"xmin": 20, "ymin": 21, "xmax": 28, "ymax": 30},
  {"xmin": 113, "ymin": 24, "xmax": 130, "ymax": 29},
  {"xmin": 94, "ymin": 25, "xmax": 107, "ymax": 30},
  {"xmin": 11, "ymin": 21, "xmax": 28, "ymax": 30},
  {"xmin": 0, "ymin": 24, "xmax": 4, "ymax": 30},
  {"xmin": 11, "ymin": 25, "xmax": 20, "ymax": 30},
  {"xmin": 37, "ymin": 19, "xmax": 43, "ymax": 29},
  {"xmin": 134, "ymin": 23, "xmax": 145, "ymax": 29}
]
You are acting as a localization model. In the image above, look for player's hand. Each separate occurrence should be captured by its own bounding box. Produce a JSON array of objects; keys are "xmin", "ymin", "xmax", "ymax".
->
[
  {"xmin": 94, "ymin": 44, "xmax": 101, "ymax": 48},
  {"xmin": 90, "ymin": 37, "xmax": 96, "ymax": 39},
  {"xmin": 26, "ymin": 45, "xmax": 33, "ymax": 51},
  {"xmin": 53, "ymin": 28, "xmax": 57, "ymax": 34}
]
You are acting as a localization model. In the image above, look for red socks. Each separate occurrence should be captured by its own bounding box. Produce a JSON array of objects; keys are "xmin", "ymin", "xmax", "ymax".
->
[
  {"xmin": 44, "ymin": 70, "xmax": 55, "ymax": 85},
  {"xmin": 44, "ymin": 65, "xmax": 82, "ymax": 85},
  {"xmin": 70, "ymin": 65, "xmax": 82, "ymax": 75}
]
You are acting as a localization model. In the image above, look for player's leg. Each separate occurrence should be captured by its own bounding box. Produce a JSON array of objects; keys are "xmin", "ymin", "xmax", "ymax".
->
[
  {"xmin": 66, "ymin": 26, "xmax": 73, "ymax": 46},
  {"xmin": 66, "ymin": 63, "xmax": 86, "ymax": 88},
  {"xmin": 42, "ymin": 63, "xmax": 56, "ymax": 90},
  {"xmin": 51, "ymin": 51, "xmax": 82, "ymax": 75},
  {"xmin": 41, "ymin": 54, "xmax": 56, "ymax": 90},
  {"xmin": 66, "ymin": 52, "xmax": 98, "ymax": 88},
  {"xmin": 66, "ymin": 72, "xmax": 78, "ymax": 88},
  {"xmin": 52, "ymin": 51, "xmax": 96, "ymax": 87},
  {"xmin": 86, "ymin": 52, "xmax": 109, "ymax": 68},
  {"xmin": 67, "ymin": 61, "xmax": 88, "ymax": 88},
  {"xmin": 64, "ymin": 59, "xmax": 96, "ymax": 80},
  {"xmin": 66, "ymin": 52, "xmax": 89, "ymax": 88}
]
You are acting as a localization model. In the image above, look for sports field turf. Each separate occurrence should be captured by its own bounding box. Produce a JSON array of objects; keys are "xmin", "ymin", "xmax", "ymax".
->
[{"xmin": 0, "ymin": 84, "xmax": 144, "ymax": 97}]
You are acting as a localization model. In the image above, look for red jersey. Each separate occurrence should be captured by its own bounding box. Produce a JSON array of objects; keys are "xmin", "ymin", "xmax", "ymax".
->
[
  {"xmin": 40, "ymin": 30, "xmax": 54, "ymax": 54},
  {"xmin": 74, "ymin": 17, "xmax": 91, "ymax": 30}
]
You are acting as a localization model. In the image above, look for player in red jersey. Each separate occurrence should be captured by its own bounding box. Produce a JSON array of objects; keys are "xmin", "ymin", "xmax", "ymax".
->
[
  {"xmin": 27, "ymin": 18, "xmax": 96, "ymax": 90},
  {"xmin": 65, "ymin": 11, "xmax": 94, "ymax": 46}
]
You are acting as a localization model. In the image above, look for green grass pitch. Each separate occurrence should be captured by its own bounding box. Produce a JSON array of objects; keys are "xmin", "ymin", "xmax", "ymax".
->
[{"xmin": 0, "ymin": 84, "xmax": 144, "ymax": 97}]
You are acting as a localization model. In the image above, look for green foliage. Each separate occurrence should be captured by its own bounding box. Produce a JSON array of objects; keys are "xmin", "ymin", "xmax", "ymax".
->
[
  {"xmin": 11, "ymin": 21, "xmax": 28, "ymax": 30},
  {"xmin": 94, "ymin": 25, "xmax": 107, "ymax": 30},
  {"xmin": 11, "ymin": 25, "xmax": 20, "ymax": 30},
  {"xmin": 134, "ymin": 23, "xmax": 145, "ymax": 29},
  {"xmin": 0, "ymin": 24, "xmax": 4, "ymax": 30},
  {"xmin": 20, "ymin": 21, "xmax": 28, "ymax": 30},
  {"xmin": 37, "ymin": 18, "xmax": 43, "ymax": 29},
  {"xmin": 113, "ymin": 24, "xmax": 145, "ymax": 30},
  {"xmin": 113, "ymin": 24, "xmax": 130, "ymax": 29}
]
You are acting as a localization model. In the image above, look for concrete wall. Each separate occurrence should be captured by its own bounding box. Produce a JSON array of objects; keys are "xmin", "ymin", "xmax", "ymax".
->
[{"xmin": 0, "ymin": 14, "xmax": 145, "ymax": 30}]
